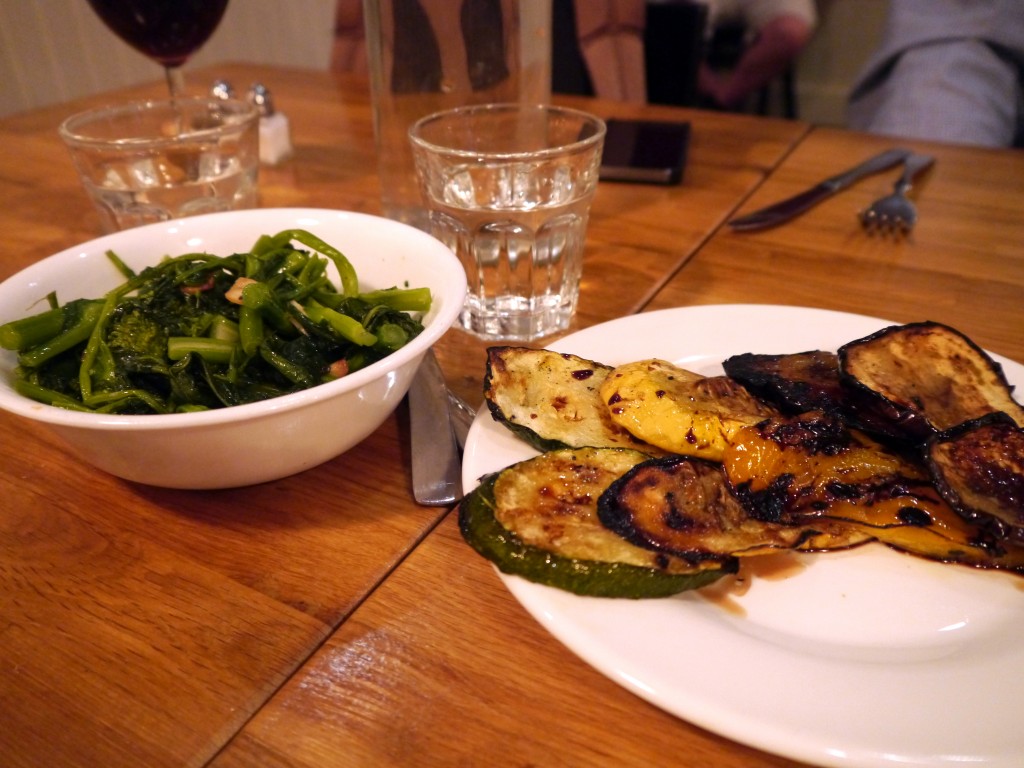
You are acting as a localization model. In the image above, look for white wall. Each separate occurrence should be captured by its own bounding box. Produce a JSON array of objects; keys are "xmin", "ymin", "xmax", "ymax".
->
[{"xmin": 0, "ymin": 0, "xmax": 336, "ymax": 117}]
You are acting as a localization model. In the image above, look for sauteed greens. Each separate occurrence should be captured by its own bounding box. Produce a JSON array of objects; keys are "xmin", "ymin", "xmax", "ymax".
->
[{"xmin": 0, "ymin": 229, "xmax": 430, "ymax": 414}]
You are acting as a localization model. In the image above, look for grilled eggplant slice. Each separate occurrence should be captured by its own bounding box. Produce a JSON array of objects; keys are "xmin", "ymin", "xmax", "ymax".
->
[
  {"xmin": 839, "ymin": 321, "xmax": 1024, "ymax": 441},
  {"xmin": 722, "ymin": 349, "xmax": 906, "ymax": 441},
  {"xmin": 599, "ymin": 359, "xmax": 778, "ymax": 461},
  {"xmin": 723, "ymin": 411, "xmax": 1024, "ymax": 573},
  {"xmin": 926, "ymin": 412, "xmax": 1024, "ymax": 544},
  {"xmin": 598, "ymin": 454, "xmax": 871, "ymax": 561},
  {"xmin": 722, "ymin": 350, "xmax": 846, "ymax": 415},
  {"xmin": 484, "ymin": 347, "xmax": 668, "ymax": 455},
  {"xmin": 458, "ymin": 447, "xmax": 731, "ymax": 598}
]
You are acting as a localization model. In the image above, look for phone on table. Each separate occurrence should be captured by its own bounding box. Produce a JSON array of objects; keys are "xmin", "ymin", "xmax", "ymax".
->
[{"xmin": 599, "ymin": 118, "xmax": 691, "ymax": 185}]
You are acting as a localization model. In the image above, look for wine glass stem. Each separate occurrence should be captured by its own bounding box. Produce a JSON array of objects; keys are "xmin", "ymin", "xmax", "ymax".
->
[{"xmin": 165, "ymin": 66, "xmax": 186, "ymax": 100}]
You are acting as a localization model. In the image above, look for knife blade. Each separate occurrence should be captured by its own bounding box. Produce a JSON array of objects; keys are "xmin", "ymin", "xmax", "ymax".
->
[
  {"xmin": 408, "ymin": 349, "xmax": 462, "ymax": 506},
  {"xmin": 728, "ymin": 148, "xmax": 913, "ymax": 231}
]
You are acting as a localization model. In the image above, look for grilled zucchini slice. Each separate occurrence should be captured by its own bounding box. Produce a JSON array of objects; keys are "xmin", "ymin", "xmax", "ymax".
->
[
  {"xmin": 483, "ymin": 347, "xmax": 668, "ymax": 455},
  {"xmin": 599, "ymin": 359, "xmax": 778, "ymax": 461},
  {"xmin": 457, "ymin": 447, "xmax": 731, "ymax": 598}
]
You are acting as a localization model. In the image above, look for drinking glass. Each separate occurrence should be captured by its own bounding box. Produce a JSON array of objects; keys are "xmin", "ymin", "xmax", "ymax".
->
[
  {"xmin": 410, "ymin": 103, "xmax": 605, "ymax": 341},
  {"xmin": 59, "ymin": 97, "xmax": 260, "ymax": 232},
  {"xmin": 363, "ymin": 0, "xmax": 552, "ymax": 230}
]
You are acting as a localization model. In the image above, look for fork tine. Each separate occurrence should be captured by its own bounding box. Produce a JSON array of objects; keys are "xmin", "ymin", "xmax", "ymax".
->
[{"xmin": 859, "ymin": 153, "xmax": 934, "ymax": 236}]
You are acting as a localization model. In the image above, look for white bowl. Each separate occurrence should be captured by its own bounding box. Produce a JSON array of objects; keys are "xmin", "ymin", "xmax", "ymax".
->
[{"xmin": 0, "ymin": 208, "xmax": 466, "ymax": 488}]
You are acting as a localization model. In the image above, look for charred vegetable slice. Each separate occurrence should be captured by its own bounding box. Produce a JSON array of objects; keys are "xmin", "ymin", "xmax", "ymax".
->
[
  {"xmin": 839, "ymin": 321, "xmax": 1024, "ymax": 440},
  {"xmin": 926, "ymin": 412, "xmax": 1024, "ymax": 543},
  {"xmin": 723, "ymin": 349, "xmax": 906, "ymax": 442},
  {"xmin": 598, "ymin": 454, "xmax": 870, "ymax": 560},
  {"xmin": 484, "ymin": 347, "xmax": 668, "ymax": 455},
  {"xmin": 723, "ymin": 412, "xmax": 1024, "ymax": 573},
  {"xmin": 457, "ymin": 447, "xmax": 731, "ymax": 598},
  {"xmin": 599, "ymin": 359, "xmax": 778, "ymax": 461},
  {"xmin": 722, "ymin": 350, "xmax": 845, "ymax": 415}
]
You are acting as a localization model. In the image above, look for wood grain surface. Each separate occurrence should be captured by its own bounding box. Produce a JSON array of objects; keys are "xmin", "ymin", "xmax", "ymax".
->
[
  {"xmin": 647, "ymin": 126, "xmax": 1024, "ymax": 363},
  {"xmin": 0, "ymin": 63, "xmax": 811, "ymax": 768},
  {"xmin": 208, "ymin": 115, "xmax": 1024, "ymax": 768},
  {"xmin": 211, "ymin": 514, "xmax": 806, "ymax": 768},
  {"xmin": 7, "ymin": 63, "xmax": 1019, "ymax": 768}
]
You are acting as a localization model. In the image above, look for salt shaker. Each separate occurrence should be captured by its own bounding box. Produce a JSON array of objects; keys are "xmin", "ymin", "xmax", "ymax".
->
[{"xmin": 249, "ymin": 83, "xmax": 293, "ymax": 165}]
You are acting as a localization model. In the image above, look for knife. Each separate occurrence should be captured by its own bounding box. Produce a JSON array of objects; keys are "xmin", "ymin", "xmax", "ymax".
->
[
  {"xmin": 728, "ymin": 148, "xmax": 913, "ymax": 231},
  {"xmin": 408, "ymin": 349, "xmax": 462, "ymax": 506}
]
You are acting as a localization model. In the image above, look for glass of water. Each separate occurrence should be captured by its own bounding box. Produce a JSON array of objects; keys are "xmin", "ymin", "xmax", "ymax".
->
[
  {"xmin": 59, "ymin": 97, "xmax": 259, "ymax": 232},
  {"xmin": 409, "ymin": 103, "xmax": 605, "ymax": 342}
]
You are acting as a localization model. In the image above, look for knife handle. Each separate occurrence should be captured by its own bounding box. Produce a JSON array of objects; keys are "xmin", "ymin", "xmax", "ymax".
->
[{"xmin": 825, "ymin": 148, "xmax": 913, "ymax": 192}]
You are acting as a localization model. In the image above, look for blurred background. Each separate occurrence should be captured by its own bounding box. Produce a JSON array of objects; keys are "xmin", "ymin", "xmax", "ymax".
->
[
  {"xmin": 0, "ymin": 0, "xmax": 334, "ymax": 116},
  {"xmin": 0, "ymin": 0, "xmax": 887, "ymax": 126}
]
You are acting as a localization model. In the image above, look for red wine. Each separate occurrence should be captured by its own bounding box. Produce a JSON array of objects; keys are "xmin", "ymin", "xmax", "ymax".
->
[{"xmin": 87, "ymin": 0, "xmax": 230, "ymax": 68}]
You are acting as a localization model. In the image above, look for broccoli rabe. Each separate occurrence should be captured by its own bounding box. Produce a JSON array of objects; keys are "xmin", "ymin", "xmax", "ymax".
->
[{"xmin": 0, "ymin": 230, "xmax": 431, "ymax": 414}]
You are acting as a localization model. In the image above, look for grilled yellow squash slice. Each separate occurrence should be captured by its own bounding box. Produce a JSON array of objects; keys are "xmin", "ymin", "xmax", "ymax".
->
[{"xmin": 599, "ymin": 359, "xmax": 778, "ymax": 460}]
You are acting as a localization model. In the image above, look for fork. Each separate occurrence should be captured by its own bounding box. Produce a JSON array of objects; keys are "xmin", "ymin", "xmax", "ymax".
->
[{"xmin": 859, "ymin": 153, "xmax": 936, "ymax": 234}]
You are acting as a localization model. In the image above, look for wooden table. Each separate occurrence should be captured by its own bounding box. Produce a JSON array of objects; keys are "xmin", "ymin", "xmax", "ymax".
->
[
  {"xmin": 203, "ymin": 126, "xmax": 1024, "ymax": 768},
  {"xmin": 647, "ymin": 125, "xmax": 1024, "ymax": 363},
  {"xmin": 0, "ymin": 63, "xmax": 814, "ymax": 768},
  {"xmin": 4, "ymin": 61, "xmax": 1023, "ymax": 768}
]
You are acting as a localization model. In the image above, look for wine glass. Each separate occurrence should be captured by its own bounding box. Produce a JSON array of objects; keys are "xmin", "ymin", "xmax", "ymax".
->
[{"xmin": 86, "ymin": 0, "xmax": 230, "ymax": 99}]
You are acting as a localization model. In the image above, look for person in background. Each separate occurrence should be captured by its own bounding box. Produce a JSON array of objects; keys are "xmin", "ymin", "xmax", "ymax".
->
[
  {"xmin": 571, "ymin": 0, "xmax": 647, "ymax": 102},
  {"xmin": 696, "ymin": 0, "xmax": 817, "ymax": 111},
  {"xmin": 847, "ymin": 0, "xmax": 1024, "ymax": 149},
  {"xmin": 331, "ymin": 0, "xmax": 367, "ymax": 74}
]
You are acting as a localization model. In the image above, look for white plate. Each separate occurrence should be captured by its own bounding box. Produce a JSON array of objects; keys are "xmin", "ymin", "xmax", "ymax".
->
[{"xmin": 461, "ymin": 305, "xmax": 1024, "ymax": 768}]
